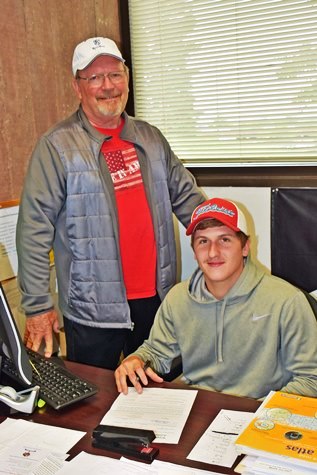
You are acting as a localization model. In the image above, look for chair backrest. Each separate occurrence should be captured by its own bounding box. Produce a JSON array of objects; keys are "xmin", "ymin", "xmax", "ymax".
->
[
  {"xmin": 300, "ymin": 289, "xmax": 317, "ymax": 321},
  {"xmin": 271, "ymin": 188, "xmax": 317, "ymax": 293}
]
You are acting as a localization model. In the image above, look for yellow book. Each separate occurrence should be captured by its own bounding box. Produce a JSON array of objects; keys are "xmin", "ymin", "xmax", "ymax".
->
[{"xmin": 235, "ymin": 391, "xmax": 317, "ymax": 467}]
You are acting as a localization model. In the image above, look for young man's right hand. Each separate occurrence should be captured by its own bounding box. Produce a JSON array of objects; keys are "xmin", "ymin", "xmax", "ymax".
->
[{"xmin": 114, "ymin": 355, "xmax": 163, "ymax": 395}]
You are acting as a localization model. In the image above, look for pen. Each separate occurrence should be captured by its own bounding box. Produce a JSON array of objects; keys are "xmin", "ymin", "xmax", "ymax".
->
[
  {"xmin": 211, "ymin": 430, "xmax": 239, "ymax": 436},
  {"xmin": 135, "ymin": 361, "xmax": 151, "ymax": 383},
  {"xmin": 29, "ymin": 360, "xmax": 41, "ymax": 379},
  {"xmin": 143, "ymin": 360, "xmax": 151, "ymax": 371}
]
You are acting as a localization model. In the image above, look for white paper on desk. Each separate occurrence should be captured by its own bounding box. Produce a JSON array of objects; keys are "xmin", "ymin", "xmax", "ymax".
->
[
  {"xmin": 0, "ymin": 444, "xmax": 66, "ymax": 475},
  {"xmin": 58, "ymin": 451, "xmax": 157, "ymax": 474},
  {"xmin": 126, "ymin": 457, "xmax": 227, "ymax": 474},
  {"xmin": 238, "ymin": 455, "xmax": 317, "ymax": 475},
  {"xmin": 0, "ymin": 418, "xmax": 85, "ymax": 453},
  {"xmin": 58, "ymin": 451, "xmax": 224, "ymax": 474},
  {"xmin": 101, "ymin": 388, "xmax": 198, "ymax": 444},
  {"xmin": 187, "ymin": 409, "xmax": 254, "ymax": 468}
]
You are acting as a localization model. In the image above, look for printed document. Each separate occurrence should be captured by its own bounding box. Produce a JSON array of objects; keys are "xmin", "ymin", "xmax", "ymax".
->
[
  {"xmin": 236, "ymin": 454, "xmax": 317, "ymax": 475},
  {"xmin": 0, "ymin": 418, "xmax": 85, "ymax": 474},
  {"xmin": 0, "ymin": 418, "xmax": 84, "ymax": 452},
  {"xmin": 187, "ymin": 409, "xmax": 254, "ymax": 467},
  {"xmin": 100, "ymin": 387, "xmax": 198, "ymax": 443},
  {"xmin": 58, "ymin": 451, "xmax": 225, "ymax": 474}
]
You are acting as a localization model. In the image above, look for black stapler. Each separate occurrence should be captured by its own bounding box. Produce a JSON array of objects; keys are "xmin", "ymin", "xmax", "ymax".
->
[{"xmin": 92, "ymin": 424, "xmax": 159, "ymax": 462}]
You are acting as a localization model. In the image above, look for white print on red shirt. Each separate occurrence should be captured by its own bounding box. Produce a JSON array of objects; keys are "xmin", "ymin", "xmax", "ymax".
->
[{"xmin": 103, "ymin": 147, "xmax": 142, "ymax": 190}]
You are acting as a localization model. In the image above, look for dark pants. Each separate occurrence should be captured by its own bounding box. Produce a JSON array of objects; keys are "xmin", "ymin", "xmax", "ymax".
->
[{"xmin": 63, "ymin": 293, "xmax": 161, "ymax": 370}]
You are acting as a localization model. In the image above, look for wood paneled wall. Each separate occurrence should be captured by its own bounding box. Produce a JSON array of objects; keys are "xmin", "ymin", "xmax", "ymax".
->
[{"xmin": 0, "ymin": 0, "xmax": 122, "ymax": 202}]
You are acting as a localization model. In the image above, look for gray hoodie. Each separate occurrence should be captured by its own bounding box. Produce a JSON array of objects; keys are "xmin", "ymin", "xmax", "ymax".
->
[{"xmin": 133, "ymin": 257, "xmax": 317, "ymax": 399}]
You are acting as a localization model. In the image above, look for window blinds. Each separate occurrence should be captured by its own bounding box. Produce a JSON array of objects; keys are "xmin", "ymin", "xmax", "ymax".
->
[{"xmin": 128, "ymin": 0, "xmax": 317, "ymax": 165}]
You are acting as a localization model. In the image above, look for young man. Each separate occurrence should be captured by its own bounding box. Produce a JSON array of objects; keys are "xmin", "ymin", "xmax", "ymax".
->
[
  {"xmin": 16, "ymin": 37, "xmax": 205, "ymax": 369},
  {"xmin": 115, "ymin": 197, "xmax": 317, "ymax": 399}
]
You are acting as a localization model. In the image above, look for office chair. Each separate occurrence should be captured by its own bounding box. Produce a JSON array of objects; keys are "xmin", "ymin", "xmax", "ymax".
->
[
  {"xmin": 300, "ymin": 289, "xmax": 317, "ymax": 321},
  {"xmin": 161, "ymin": 355, "xmax": 183, "ymax": 382}
]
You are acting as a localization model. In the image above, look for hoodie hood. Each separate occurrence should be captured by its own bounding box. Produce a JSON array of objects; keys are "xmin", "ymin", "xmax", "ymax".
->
[
  {"xmin": 188, "ymin": 256, "xmax": 266, "ymax": 362},
  {"xmin": 188, "ymin": 256, "xmax": 265, "ymax": 302}
]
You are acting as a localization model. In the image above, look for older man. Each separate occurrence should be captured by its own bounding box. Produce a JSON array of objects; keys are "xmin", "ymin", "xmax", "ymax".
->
[{"xmin": 16, "ymin": 37, "xmax": 205, "ymax": 369}]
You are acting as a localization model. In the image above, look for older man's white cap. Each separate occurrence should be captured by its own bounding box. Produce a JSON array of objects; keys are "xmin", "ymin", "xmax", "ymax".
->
[{"xmin": 72, "ymin": 37, "xmax": 125, "ymax": 76}]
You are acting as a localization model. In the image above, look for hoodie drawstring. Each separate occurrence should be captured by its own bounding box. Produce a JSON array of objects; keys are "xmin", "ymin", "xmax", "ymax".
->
[{"xmin": 216, "ymin": 298, "xmax": 227, "ymax": 363}]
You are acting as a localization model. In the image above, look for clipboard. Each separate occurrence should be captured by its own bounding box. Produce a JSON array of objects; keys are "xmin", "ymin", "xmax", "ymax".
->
[{"xmin": 0, "ymin": 200, "xmax": 20, "ymax": 282}]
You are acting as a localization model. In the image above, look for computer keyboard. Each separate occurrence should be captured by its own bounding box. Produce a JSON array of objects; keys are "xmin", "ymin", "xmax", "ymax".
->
[{"xmin": 1, "ymin": 348, "xmax": 98, "ymax": 410}]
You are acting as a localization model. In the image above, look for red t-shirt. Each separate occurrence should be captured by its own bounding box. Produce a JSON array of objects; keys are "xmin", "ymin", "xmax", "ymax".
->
[{"xmin": 96, "ymin": 121, "xmax": 157, "ymax": 299}]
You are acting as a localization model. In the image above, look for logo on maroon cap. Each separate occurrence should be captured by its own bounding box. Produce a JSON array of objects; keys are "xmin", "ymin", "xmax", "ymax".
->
[{"xmin": 194, "ymin": 203, "xmax": 235, "ymax": 219}]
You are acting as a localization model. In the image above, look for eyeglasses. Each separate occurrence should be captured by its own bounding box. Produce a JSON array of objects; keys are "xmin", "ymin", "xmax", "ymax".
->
[{"xmin": 77, "ymin": 71, "xmax": 126, "ymax": 87}]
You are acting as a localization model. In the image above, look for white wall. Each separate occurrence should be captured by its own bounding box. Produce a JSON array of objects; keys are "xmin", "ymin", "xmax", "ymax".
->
[{"xmin": 178, "ymin": 187, "xmax": 271, "ymax": 280}]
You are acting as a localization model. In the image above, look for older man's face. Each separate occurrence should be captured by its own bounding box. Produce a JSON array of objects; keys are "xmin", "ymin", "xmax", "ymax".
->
[{"xmin": 73, "ymin": 55, "xmax": 129, "ymax": 128}]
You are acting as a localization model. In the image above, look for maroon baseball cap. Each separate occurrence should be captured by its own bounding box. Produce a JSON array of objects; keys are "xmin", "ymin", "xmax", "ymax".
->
[{"xmin": 186, "ymin": 197, "xmax": 248, "ymax": 236}]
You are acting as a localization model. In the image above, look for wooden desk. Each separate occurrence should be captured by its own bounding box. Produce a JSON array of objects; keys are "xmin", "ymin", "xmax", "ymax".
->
[{"xmin": 0, "ymin": 361, "xmax": 260, "ymax": 474}]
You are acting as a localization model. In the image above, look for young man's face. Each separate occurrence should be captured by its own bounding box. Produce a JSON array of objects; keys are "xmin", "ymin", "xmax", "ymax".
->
[{"xmin": 192, "ymin": 225, "xmax": 250, "ymax": 299}]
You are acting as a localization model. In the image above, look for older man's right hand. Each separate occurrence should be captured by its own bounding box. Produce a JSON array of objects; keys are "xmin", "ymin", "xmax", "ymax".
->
[
  {"xmin": 24, "ymin": 310, "xmax": 60, "ymax": 358},
  {"xmin": 114, "ymin": 355, "xmax": 163, "ymax": 395}
]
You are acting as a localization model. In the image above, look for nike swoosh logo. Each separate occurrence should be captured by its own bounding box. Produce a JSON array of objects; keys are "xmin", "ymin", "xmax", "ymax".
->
[{"xmin": 252, "ymin": 313, "xmax": 271, "ymax": 322}]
